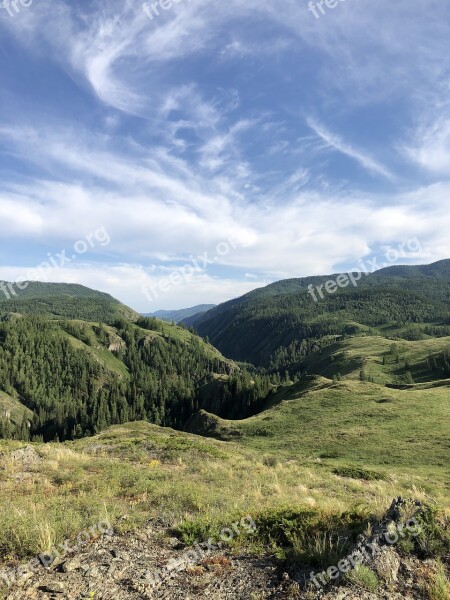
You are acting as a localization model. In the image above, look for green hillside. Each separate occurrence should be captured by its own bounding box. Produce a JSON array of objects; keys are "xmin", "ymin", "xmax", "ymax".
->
[
  {"xmin": 296, "ymin": 334, "xmax": 450, "ymax": 384},
  {"xmin": 0, "ymin": 282, "xmax": 138, "ymax": 322},
  {"xmin": 186, "ymin": 376, "xmax": 450, "ymax": 500},
  {"xmin": 193, "ymin": 260, "xmax": 450, "ymax": 366},
  {"xmin": 0, "ymin": 313, "xmax": 278, "ymax": 442}
]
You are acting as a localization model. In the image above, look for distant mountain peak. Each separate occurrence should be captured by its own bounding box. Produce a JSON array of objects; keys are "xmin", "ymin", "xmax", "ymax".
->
[{"xmin": 143, "ymin": 304, "xmax": 216, "ymax": 324}]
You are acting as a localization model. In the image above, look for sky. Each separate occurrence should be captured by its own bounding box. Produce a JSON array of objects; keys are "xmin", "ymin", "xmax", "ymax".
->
[{"xmin": 0, "ymin": 0, "xmax": 449, "ymax": 311}]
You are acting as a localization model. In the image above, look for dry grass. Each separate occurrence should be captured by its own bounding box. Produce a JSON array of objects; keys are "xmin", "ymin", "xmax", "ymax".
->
[{"xmin": 0, "ymin": 421, "xmax": 448, "ymax": 568}]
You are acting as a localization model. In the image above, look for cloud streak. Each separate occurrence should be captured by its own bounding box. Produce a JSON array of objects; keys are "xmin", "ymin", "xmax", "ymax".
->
[{"xmin": 307, "ymin": 118, "xmax": 395, "ymax": 181}]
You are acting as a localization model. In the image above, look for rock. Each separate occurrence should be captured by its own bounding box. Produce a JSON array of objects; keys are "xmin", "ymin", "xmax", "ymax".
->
[
  {"xmin": 85, "ymin": 566, "xmax": 101, "ymax": 578},
  {"xmin": 61, "ymin": 559, "xmax": 82, "ymax": 573},
  {"xmin": 374, "ymin": 547, "xmax": 400, "ymax": 584},
  {"xmin": 10, "ymin": 446, "xmax": 41, "ymax": 465},
  {"xmin": 168, "ymin": 537, "xmax": 184, "ymax": 550},
  {"xmin": 38, "ymin": 582, "xmax": 65, "ymax": 593}
]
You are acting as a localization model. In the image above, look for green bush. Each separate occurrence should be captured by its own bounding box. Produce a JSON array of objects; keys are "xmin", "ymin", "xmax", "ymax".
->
[
  {"xmin": 174, "ymin": 519, "xmax": 214, "ymax": 545},
  {"xmin": 333, "ymin": 466, "xmax": 385, "ymax": 481},
  {"xmin": 252, "ymin": 507, "xmax": 368, "ymax": 567},
  {"xmin": 397, "ymin": 505, "xmax": 450, "ymax": 560},
  {"xmin": 345, "ymin": 564, "xmax": 380, "ymax": 592}
]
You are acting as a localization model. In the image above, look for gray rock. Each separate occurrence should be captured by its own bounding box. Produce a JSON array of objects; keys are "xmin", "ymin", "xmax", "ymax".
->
[
  {"xmin": 38, "ymin": 582, "xmax": 65, "ymax": 593},
  {"xmin": 374, "ymin": 547, "xmax": 400, "ymax": 584},
  {"xmin": 62, "ymin": 559, "xmax": 82, "ymax": 573},
  {"xmin": 10, "ymin": 446, "xmax": 41, "ymax": 465}
]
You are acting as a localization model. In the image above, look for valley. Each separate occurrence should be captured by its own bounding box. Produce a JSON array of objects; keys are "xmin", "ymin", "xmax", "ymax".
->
[{"xmin": 0, "ymin": 262, "xmax": 449, "ymax": 599}]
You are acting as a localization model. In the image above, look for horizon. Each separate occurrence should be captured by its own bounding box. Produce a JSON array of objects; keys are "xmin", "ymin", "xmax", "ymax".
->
[
  {"xmin": 1, "ymin": 256, "xmax": 448, "ymax": 312},
  {"xmin": 1, "ymin": 1, "xmax": 450, "ymax": 311}
]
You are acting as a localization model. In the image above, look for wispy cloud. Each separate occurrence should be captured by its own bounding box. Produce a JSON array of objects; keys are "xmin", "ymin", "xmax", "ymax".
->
[
  {"xmin": 307, "ymin": 118, "xmax": 395, "ymax": 181},
  {"xmin": 0, "ymin": 0, "xmax": 450, "ymax": 308},
  {"xmin": 403, "ymin": 115, "xmax": 450, "ymax": 176}
]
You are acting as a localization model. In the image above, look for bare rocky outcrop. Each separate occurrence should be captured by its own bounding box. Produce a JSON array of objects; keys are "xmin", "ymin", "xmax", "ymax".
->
[
  {"xmin": 2, "ymin": 499, "xmax": 447, "ymax": 599},
  {"xmin": 10, "ymin": 445, "xmax": 41, "ymax": 465},
  {"xmin": 3, "ymin": 521, "xmax": 281, "ymax": 599}
]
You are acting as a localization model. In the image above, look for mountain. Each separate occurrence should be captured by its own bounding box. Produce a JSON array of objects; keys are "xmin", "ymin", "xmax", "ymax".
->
[
  {"xmin": 143, "ymin": 304, "xmax": 216, "ymax": 324},
  {"xmin": 1, "ymin": 280, "xmax": 449, "ymax": 600},
  {"xmin": 192, "ymin": 260, "xmax": 450, "ymax": 366},
  {"xmin": 0, "ymin": 309, "xmax": 277, "ymax": 441},
  {"xmin": 0, "ymin": 282, "xmax": 138, "ymax": 322}
]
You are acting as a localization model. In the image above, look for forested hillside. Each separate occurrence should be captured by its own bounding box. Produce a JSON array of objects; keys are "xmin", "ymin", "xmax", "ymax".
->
[
  {"xmin": 0, "ymin": 282, "xmax": 138, "ymax": 322},
  {"xmin": 0, "ymin": 314, "xmax": 275, "ymax": 441},
  {"xmin": 1, "ymin": 263, "xmax": 449, "ymax": 442},
  {"xmin": 193, "ymin": 260, "xmax": 450, "ymax": 366}
]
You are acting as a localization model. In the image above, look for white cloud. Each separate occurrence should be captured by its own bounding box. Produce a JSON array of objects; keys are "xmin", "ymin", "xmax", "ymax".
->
[
  {"xmin": 0, "ymin": 0, "xmax": 449, "ymax": 310},
  {"xmin": 307, "ymin": 118, "xmax": 395, "ymax": 181},
  {"xmin": 403, "ymin": 115, "xmax": 450, "ymax": 176}
]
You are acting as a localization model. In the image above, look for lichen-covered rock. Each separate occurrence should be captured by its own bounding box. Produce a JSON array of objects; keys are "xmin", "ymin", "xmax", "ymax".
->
[
  {"xmin": 10, "ymin": 446, "xmax": 41, "ymax": 465},
  {"xmin": 373, "ymin": 547, "xmax": 400, "ymax": 584}
]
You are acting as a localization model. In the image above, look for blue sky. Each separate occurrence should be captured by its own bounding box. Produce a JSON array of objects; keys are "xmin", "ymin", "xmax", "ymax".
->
[{"xmin": 0, "ymin": 0, "xmax": 449, "ymax": 311}]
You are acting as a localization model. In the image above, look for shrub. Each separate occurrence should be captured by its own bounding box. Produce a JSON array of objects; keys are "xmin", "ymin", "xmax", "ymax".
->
[
  {"xmin": 345, "ymin": 564, "xmax": 379, "ymax": 592},
  {"xmin": 397, "ymin": 505, "xmax": 450, "ymax": 560},
  {"xmin": 332, "ymin": 466, "xmax": 384, "ymax": 481},
  {"xmin": 174, "ymin": 519, "xmax": 213, "ymax": 545},
  {"xmin": 253, "ymin": 507, "xmax": 368, "ymax": 567}
]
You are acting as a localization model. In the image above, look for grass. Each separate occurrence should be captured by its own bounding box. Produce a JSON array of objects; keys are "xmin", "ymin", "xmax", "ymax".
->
[
  {"xmin": 345, "ymin": 564, "xmax": 380, "ymax": 592},
  {"xmin": 0, "ymin": 391, "xmax": 33, "ymax": 425},
  {"xmin": 302, "ymin": 334, "xmax": 450, "ymax": 385},
  {"xmin": 192, "ymin": 377, "xmax": 449, "ymax": 506},
  {"xmin": 60, "ymin": 321, "xmax": 130, "ymax": 379},
  {"xmin": 426, "ymin": 561, "xmax": 450, "ymax": 600},
  {"xmin": 0, "ymin": 420, "xmax": 448, "ymax": 567}
]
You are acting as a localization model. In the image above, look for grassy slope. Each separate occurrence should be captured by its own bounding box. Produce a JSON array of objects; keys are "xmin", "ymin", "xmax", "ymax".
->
[
  {"xmin": 191, "ymin": 376, "xmax": 450, "ymax": 504},
  {"xmin": 302, "ymin": 334, "xmax": 450, "ymax": 384},
  {"xmin": 135, "ymin": 321, "xmax": 236, "ymax": 365},
  {"xmin": 60, "ymin": 321, "xmax": 130, "ymax": 380},
  {"xmin": 1, "ymin": 419, "xmax": 444, "ymax": 563},
  {"xmin": 0, "ymin": 336, "xmax": 448, "ymax": 567},
  {"xmin": 0, "ymin": 392, "xmax": 33, "ymax": 425}
]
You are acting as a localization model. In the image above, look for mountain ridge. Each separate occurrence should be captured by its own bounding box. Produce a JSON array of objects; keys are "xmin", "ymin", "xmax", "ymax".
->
[
  {"xmin": 0, "ymin": 281, "xmax": 139, "ymax": 322},
  {"xmin": 143, "ymin": 304, "xmax": 216, "ymax": 323},
  {"xmin": 191, "ymin": 259, "xmax": 450, "ymax": 365}
]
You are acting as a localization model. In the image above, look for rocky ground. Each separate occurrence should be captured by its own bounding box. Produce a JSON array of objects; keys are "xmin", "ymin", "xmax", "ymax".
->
[
  {"xmin": 3, "ymin": 518, "xmax": 282, "ymax": 599},
  {"xmin": 2, "ymin": 513, "xmax": 443, "ymax": 600},
  {"xmin": 0, "ymin": 448, "xmax": 446, "ymax": 599}
]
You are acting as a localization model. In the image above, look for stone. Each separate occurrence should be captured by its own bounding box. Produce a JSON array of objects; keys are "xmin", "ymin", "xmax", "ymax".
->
[
  {"xmin": 10, "ymin": 446, "xmax": 41, "ymax": 465},
  {"xmin": 374, "ymin": 547, "xmax": 400, "ymax": 584},
  {"xmin": 38, "ymin": 582, "xmax": 65, "ymax": 593},
  {"xmin": 61, "ymin": 559, "xmax": 82, "ymax": 573}
]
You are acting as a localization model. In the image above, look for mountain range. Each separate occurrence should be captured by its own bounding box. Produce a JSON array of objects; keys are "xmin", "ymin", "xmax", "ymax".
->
[
  {"xmin": 0, "ymin": 260, "xmax": 449, "ymax": 599},
  {"xmin": 190, "ymin": 259, "xmax": 450, "ymax": 366},
  {"xmin": 143, "ymin": 304, "xmax": 216, "ymax": 323},
  {"xmin": 0, "ymin": 259, "xmax": 448, "ymax": 443}
]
